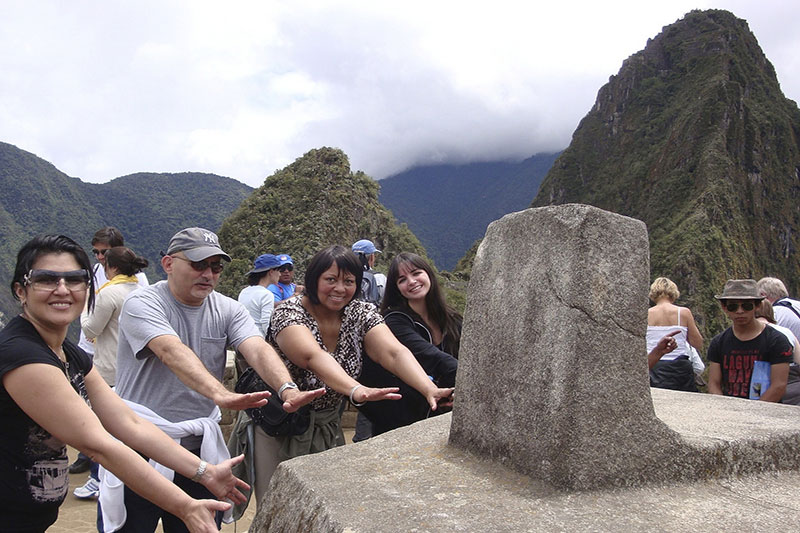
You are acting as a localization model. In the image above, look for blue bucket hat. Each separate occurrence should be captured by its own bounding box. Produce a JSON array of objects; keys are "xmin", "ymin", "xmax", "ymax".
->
[
  {"xmin": 247, "ymin": 253, "xmax": 281, "ymax": 275},
  {"xmin": 351, "ymin": 239, "xmax": 381, "ymax": 255}
]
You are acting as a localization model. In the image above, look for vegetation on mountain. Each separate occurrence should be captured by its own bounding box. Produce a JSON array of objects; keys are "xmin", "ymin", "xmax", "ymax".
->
[
  {"xmin": 379, "ymin": 153, "xmax": 559, "ymax": 270},
  {"xmin": 216, "ymin": 147, "xmax": 429, "ymax": 298},
  {"xmin": 0, "ymin": 141, "xmax": 252, "ymax": 328},
  {"xmin": 531, "ymin": 9, "xmax": 800, "ymax": 339}
]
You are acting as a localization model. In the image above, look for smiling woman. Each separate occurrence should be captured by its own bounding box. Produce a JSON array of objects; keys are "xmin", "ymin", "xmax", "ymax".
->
[
  {"xmin": 250, "ymin": 245, "xmax": 455, "ymax": 511},
  {"xmin": 0, "ymin": 235, "xmax": 248, "ymax": 532}
]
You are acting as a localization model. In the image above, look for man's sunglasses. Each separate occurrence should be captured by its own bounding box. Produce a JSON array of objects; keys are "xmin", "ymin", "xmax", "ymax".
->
[
  {"xmin": 172, "ymin": 255, "xmax": 224, "ymax": 274},
  {"xmin": 725, "ymin": 301, "xmax": 756, "ymax": 312},
  {"xmin": 91, "ymin": 248, "xmax": 108, "ymax": 256},
  {"xmin": 23, "ymin": 269, "xmax": 90, "ymax": 292},
  {"xmin": 279, "ymin": 265, "xmax": 293, "ymax": 272}
]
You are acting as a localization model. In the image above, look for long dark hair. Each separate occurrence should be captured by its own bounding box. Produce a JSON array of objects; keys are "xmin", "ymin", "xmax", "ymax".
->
[
  {"xmin": 104, "ymin": 246, "xmax": 148, "ymax": 276},
  {"xmin": 381, "ymin": 252, "xmax": 461, "ymax": 355},
  {"xmin": 304, "ymin": 245, "xmax": 364, "ymax": 306},
  {"xmin": 11, "ymin": 235, "xmax": 96, "ymax": 311}
]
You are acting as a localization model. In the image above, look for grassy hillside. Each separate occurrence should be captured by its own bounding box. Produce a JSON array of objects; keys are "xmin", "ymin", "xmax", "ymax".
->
[
  {"xmin": 0, "ymin": 141, "xmax": 252, "ymax": 326},
  {"xmin": 216, "ymin": 147, "xmax": 429, "ymax": 298}
]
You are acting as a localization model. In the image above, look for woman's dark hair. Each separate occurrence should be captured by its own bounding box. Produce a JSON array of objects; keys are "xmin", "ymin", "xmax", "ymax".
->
[
  {"xmin": 11, "ymin": 235, "xmax": 96, "ymax": 311},
  {"xmin": 247, "ymin": 271, "xmax": 272, "ymax": 286},
  {"xmin": 355, "ymin": 252, "xmax": 370, "ymax": 271},
  {"xmin": 104, "ymin": 246, "xmax": 148, "ymax": 277},
  {"xmin": 91, "ymin": 227, "xmax": 124, "ymax": 247},
  {"xmin": 381, "ymin": 252, "xmax": 461, "ymax": 356},
  {"xmin": 304, "ymin": 245, "xmax": 363, "ymax": 306}
]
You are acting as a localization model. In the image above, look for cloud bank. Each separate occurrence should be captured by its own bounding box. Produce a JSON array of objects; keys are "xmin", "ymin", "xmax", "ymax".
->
[{"xmin": 1, "ymin": 0, "xmax": 797, "ymax": 186}]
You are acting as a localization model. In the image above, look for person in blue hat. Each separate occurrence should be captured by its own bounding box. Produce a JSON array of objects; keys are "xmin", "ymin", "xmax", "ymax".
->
[
  {"xmin": 267, "ymin": 254, "xmax": 304, "ymax": 304},
  {"xmin": 239, "ymin": 254, "xmax": 282, "ymax": 337}
]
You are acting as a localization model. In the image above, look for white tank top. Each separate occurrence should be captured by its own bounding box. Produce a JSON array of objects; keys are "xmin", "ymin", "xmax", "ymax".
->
[{"xmin": 646, "ymin": 309, "xmax": 689, "ymax": 361}]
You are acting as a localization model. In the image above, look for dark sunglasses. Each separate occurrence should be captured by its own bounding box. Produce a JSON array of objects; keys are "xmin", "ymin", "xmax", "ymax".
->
[
  {"xmin": 23, "ymin": 269, "xmax": 90, "ymax": 292},
  {"xmin": 278, "ymin": 265, "xmax": 293, "ymax": 272},
  {"xmin": 92, "ymin": 248, "xmax": 108, "ymax": 256},
  {"xmin": 172, "ymin": 255, "xmax": 224, "ymax": 274},
  {"xmin": 725, "ymin": 301, "xmax": 756, "ymax": 312}
]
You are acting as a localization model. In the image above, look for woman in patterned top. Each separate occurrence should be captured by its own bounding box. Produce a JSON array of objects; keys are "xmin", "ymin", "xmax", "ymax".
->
[
  {"xmin": 0, "ymin": 235, "xmax": 247, "ymax": 532},
  {"xmin": 257, "ymin": 245, "xmax": 454, "ymax": 503}
]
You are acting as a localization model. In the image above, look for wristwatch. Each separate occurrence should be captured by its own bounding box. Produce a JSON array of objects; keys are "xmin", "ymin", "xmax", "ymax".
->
[{"xmin": 278, "ymin": 381, "xmax": 299, "ymax": 401}]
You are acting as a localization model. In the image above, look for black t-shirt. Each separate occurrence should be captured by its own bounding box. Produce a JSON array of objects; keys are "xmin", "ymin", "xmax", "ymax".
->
[
  {"xmin": 0, "ymin": 315, "xmax": 92, "ymax": 531},
  {"xmin": 707, "ymin": 325, "xmax": 793, "ymax": 398}
]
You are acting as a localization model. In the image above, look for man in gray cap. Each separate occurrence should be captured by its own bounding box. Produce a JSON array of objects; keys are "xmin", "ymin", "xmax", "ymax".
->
[
  {"xmin": 112, "ymin": 228, "xmax": 323, "ymax": 532},
  {"xmin": 707, "ymin": 279, "xmax": 792, "ymax": 401}
]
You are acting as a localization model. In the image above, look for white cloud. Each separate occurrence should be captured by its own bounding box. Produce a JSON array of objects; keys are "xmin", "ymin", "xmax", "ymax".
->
[{"xmin": 0, "ymin": 0, "xmax": 797, "ymax": 186}]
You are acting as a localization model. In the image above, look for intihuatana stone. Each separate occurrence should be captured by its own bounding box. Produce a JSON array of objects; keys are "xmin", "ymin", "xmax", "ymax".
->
[{"xmin": 449, "ymin": 203, "xmax": 687, "ymax": 489}]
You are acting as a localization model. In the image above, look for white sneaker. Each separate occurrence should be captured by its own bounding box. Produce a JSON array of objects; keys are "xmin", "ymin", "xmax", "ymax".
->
[{"xmin": 73, "ymin": 477, "xmax": 100, "ymax": 499}]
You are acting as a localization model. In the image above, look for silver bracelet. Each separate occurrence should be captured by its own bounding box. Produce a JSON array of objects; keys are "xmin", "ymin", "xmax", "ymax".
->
[
  {"xmin": 191, "ymin": 460, "xmax": 207, "ymax": 482},
  {"xmin": 277, "ymin": 381, "xmax": 299, "ymax": 401},
  {"xmin": 349, "ymin": 384, "xmax": 366, "ymax": 406}
]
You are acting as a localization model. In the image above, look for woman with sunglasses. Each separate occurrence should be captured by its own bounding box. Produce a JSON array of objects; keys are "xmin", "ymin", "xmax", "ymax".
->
[
  {"xmin": 257, "ymin": 245, "xmax": 453, "ymax": 506},
  {"xmin": 707, "ymin": 279, "xmax": 793, "ymax": 401},
  {"xmin": 646, "ymin": 277, "xmax": 704, "ymax": 391},
  {"xmin": 358, "ymin": 252, "xmax": 460, "ymax": 436},
  {"xmin": 0, "ymin": 235, "xmax": 247, "ymax": 532}
]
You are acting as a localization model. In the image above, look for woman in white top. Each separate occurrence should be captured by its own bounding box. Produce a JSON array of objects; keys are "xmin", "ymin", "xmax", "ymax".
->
[
  {"xmin": 81, "ymin": 246, "xmax": 148, "ymax": 387},
  {"xmin": 646, "ymin": 277, "xmax": 704, "ymax": 391}
]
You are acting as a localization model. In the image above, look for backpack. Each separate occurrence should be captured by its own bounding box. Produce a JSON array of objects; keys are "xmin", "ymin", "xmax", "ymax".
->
[{"xmin": 360, "ymin": 270, "xmax": 382, "ymax": 305}]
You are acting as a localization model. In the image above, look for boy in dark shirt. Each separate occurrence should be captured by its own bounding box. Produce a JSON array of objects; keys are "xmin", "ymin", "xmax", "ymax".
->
[{"xmin": 708, "ymin": 279, "xmax": 793, "ymax": 401}]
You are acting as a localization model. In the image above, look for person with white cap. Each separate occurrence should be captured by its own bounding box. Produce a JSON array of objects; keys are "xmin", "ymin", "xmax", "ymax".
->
[
  {"xmin": 351, "ymin": 239, "xmax": 387, "ymax": 306},
  {"xmin": 707, "ymin": 279, "xmax": 793, "ymax": 401},
  {"xmin": 111, "ymin": 228, "xmax": 323, "ymax": 532}
]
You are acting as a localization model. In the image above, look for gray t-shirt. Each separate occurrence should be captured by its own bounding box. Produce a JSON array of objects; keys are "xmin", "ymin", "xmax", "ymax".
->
[{"xmin": 116, "ymin": 281, "xmax": 260, "ymax": 424}]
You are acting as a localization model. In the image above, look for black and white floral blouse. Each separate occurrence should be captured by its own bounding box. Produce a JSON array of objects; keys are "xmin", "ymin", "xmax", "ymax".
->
[{"xmin": 268, "ymin": 295, "xmax": 383, "ymax": 411}]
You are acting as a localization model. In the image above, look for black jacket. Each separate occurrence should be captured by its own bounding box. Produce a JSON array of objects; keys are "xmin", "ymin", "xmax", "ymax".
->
[{"xmin": 358, "ymin": 309, "xmax": 459, "ymax": 435}]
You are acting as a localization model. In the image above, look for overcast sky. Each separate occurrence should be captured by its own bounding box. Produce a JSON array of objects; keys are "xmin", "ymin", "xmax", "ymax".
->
[{"xmin": 1, "ymin": 1, "xmax": 797, "ymax": 187}]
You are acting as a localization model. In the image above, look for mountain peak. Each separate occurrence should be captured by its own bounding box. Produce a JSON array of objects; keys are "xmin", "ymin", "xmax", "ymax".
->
[{"xmin": 532, "ymin": 9, "xmax": 800, "ymax": 336}]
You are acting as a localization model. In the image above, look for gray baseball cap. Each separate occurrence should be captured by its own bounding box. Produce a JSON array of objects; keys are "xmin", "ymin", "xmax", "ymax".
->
[{"xmin": 165, "ymin": 227, "xmax": 231, "ymax": 262}]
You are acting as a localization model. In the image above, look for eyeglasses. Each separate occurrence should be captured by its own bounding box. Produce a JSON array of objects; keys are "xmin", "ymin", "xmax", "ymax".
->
[
  {"xmin": 278, "ymin": 265, "xmax": 293, "ymax": 272},
  {"xmin": 92, "ymin": 248, "xmax": 109, "ymax": 256},
  {"xmin": 171, "ymin": 255, "xmax": 224, "ymax": 274},
  {"xmin": 23, "ymin": 269, "xmax": 90, "ymax": 292},
  {"xmin": 725, "ymin": 301, "xmax": 756, "ymax": 312}
]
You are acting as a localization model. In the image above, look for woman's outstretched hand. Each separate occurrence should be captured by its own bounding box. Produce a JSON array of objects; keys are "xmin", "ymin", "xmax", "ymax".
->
[
  {"xmin": 179, "ymin": 498, "xmax": 231, "ymax": 533},
  {"xmin": 201, "ymin": 455, "xmax": 250, "ymax": 505},
  {"xmin": 425, "ymin": 387, "xmax": 455, "ymax": 411},
  {"xmin": 351, "ymin": 385, "xmax": 402, "ymax": 403}
]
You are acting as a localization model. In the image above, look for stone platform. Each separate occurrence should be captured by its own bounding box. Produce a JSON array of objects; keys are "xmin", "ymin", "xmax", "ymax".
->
[{"xmin": 252, "ymin": 388, "xmax": 800, "ymax": 532}]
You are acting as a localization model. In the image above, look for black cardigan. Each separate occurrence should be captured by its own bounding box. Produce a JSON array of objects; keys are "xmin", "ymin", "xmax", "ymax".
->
[{"xmin": 358, "ymin": 309, "xmax": 459, "ymax": 435}]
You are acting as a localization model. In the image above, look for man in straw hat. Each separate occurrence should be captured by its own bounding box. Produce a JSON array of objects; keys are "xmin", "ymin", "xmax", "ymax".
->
[{"xmin": 707, "ymin": 279, "xmax": 793, "ymax": 401}]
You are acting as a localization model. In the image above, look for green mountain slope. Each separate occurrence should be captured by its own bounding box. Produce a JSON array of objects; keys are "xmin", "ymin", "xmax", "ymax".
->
[
  {"xmin": 531, "ymin": 9, "xmax": 800, "ymax": 337},
  {"xmin": 379, "ymin": 153, "xmax": 559, "ymax": 270},
  {"xmin": 216, "ymin": 147, "xmax": 428, "ymax": 298},
  {"xmin": 0, "ymin": 141, "xmax": 252, "ymax": 326}
]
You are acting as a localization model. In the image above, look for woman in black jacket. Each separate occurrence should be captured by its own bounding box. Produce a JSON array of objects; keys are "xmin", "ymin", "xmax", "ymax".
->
[{"xmin": 358, "ymin": 252, "xmax": 460, "ymax": 435}]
